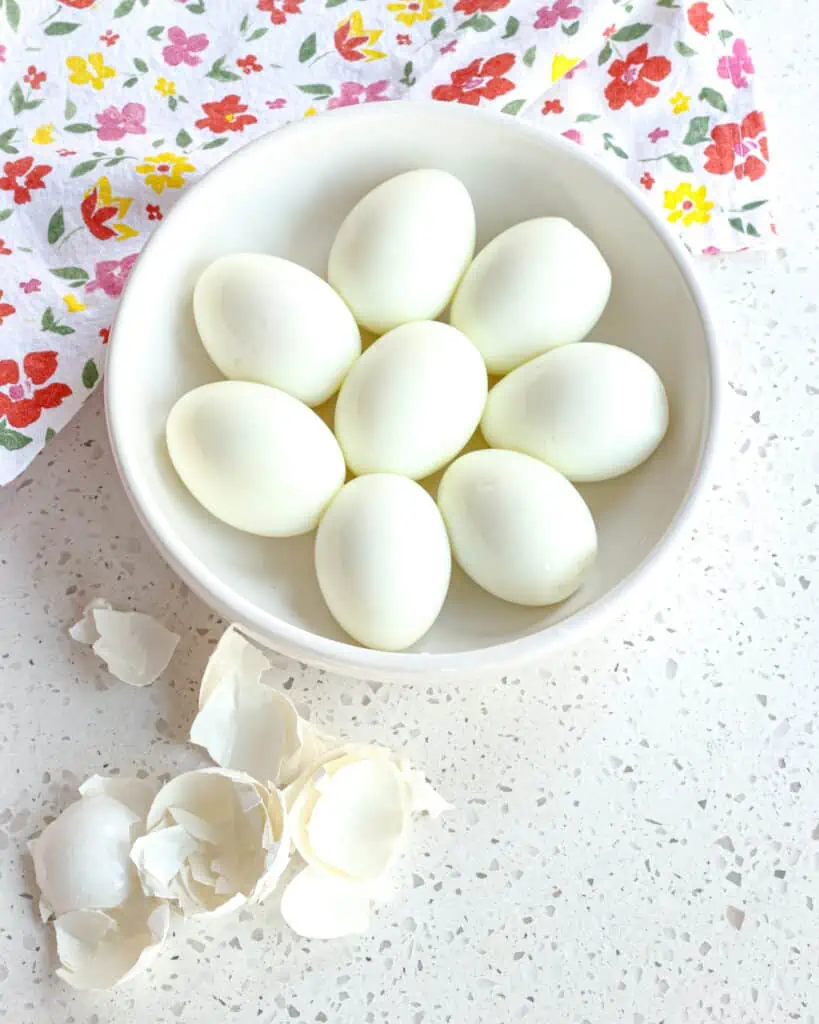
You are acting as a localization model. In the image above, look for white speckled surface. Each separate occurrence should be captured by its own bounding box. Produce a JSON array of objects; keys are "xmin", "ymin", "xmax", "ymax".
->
[{"xmin": 1, "ymin": 4, "xmax": 818, "ymax": 1020}]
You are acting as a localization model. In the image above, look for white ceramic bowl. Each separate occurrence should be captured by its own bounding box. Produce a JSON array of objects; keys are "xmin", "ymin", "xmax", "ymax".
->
[{"xmin": 106, "ymin": 102, "xmax": 718, "ymax": 681}]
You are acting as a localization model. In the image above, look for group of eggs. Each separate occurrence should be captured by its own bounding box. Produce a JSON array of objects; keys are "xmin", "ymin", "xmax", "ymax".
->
[{"xmin": 166, "ymin": 168, "xmax": 669, "ymax": 652}]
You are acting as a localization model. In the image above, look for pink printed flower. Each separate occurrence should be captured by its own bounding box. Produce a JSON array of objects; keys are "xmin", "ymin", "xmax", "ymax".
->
[
  {"xmin": 327, "ymin": 80, "xmax": 390, "ymax": 110},
  {"xmin": 95, "ymin": 103, "xmax": 147, "ymax": 142},
  {"xmin": 20, "ymin": 279, "xmax": 41, "ymax": 294},
  {"xmin": 440, "ymin": 39, "xmax": 457, "ymax": 54},
  {"xmin": 162, "ymin": 26, "xmax": 209, "ymax": 67},
  {"xmin": 85, "ymin": 253, "xmax": 139, "ymax": 298},
  {"xmin": 397, "ymin": 33, "xmax": 411, "ymax": 45},
  {"xmin": 718, "ymin": 39, "xmax": 754, "ymax": 89},
  {"xmin": 266, "ymin": 98, "xmax": 287, "ymax": 110},
  {"xmin": 0, "ymin": 46, "xmax": 6, "ymax": 63},
  {"xmin": 534, "ymin": 0, "xmax": 581, "ymax": 30},
  {"xmin": 563, "ymin": 59, "xmax": 586, "ymax": 80},
  {"xmin": 562, "ymin": 129, "xmax": 582, "ymax": 144},
  {"xmin": 703, "ymin": 245, "xmax": 721, "ymax": 255},
  {"xmin": 648, "ymin": 126, "xmax": 669, "ymax": 143}
]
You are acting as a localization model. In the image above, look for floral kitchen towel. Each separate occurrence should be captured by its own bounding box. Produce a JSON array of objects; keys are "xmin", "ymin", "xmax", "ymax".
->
[{"xmin": 0, "ymin": 0, "xmax": 772, "ymax": 483}]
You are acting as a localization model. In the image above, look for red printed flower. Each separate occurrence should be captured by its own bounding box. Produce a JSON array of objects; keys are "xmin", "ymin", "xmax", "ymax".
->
[
  {"xmin": 0, "ymin": 239, "xmax": 10, "ymax": 256},
  {"xmin": 100, "ymin": 327, "xmax": 111, "ymax": 344},
  {"xmin": 397, "ymin": 33, "xmax": 411, "ymax": 45},
  {"xmin": 542, "ymin": 99, "xmax": 564, "ymax": 115},
  {"xmin": 257, "ymin": 0, "xmax": 302, "ymax": 25},
  {"xmin": 195, "ymin": 94, "xmax": 257, "ymax": 133},
  {"xmin": 687, "ymin": 2, "xmax": 713, "ymax": 36},
  {"xmin": 605, "ymin": 43, "xmax": 671, "ymax": 111},
  {"xmin": 0, "ymin": 352, "xmax": 72, "ymax": 428},
  {"xmin": 603, "ymin": 24, "xmax": 616, "ymax": 38},
  {"xmin": 640, "ymin": 172, "xmax": 655, "ymax": 190},
  {"xmin": 432, "ymin": 53, "xmax": 516, "ymax": 106},
  {"xmin": 0, "ymin": 290, "xmax": 15, "ymax": 326},
  {"xmin": 100, "ymin": 30, "xmax": 120, "ymax": 46},
  {"xmin": 58, "ymin": 0, "xmax": 96, "ymax": 8},
  {"xmin": 237, "ymin": 54, "xmax": 263, "ymax": 75},
  {"xmin": 454, "ymin": 0, "xmax": 509, "ymax": 12},
  {"xmin": 704, "ymin": 111, "xmax": 768, "ymax": 182},
  {"xmin": 23, "ymin": 65, "xmax": 47, "ymax": 90},
  {"xmin": 0, "ymin": 156, "xmax": 52, "ymax": 205},
  {"xmin": 146, "ymin": 203, "xmax": 163, "ymax": 220}
]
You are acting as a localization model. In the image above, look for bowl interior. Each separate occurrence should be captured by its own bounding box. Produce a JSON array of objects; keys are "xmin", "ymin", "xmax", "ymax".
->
[{"xmin": 108, "ymin": 103, "xmax": 713, "ymax": 671}]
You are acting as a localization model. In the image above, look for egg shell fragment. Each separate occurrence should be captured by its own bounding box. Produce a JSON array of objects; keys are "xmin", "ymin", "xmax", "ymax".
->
[
  {"xmin": 280, "ymin": 866, "xmax": 372, "ymax": 940},
  {"xmin": 328, "ymin": 169, "xmax": 476, "ymax": 334},
  {"xmin": 333, "ymin": 321, "xmax": 488, "ymax": 480},
  {"xmin": 482, "ymin": 342, "xmax": 669, "ymax": 482},
  {"xmin": 450, "ymin": 217, "xmax": 612, "ymax": 374},
  {"xmin": 437, "ymin": 449, "xmax": 597, "ymax": 606},
  {"xmin": 315, "ymin": 474, "xmax": 452, "ymax": 651},
  {"xmin": 193, "ymin": 253, "xmax": 361, "ymax": 407},
  {"xmin": 166, "ymin": 381, "xmax": 346, "ymax": 537}
]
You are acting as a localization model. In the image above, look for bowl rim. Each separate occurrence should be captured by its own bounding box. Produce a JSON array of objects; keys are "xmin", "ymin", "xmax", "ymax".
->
[{"xmin": 106, "ymin": 100, "xmax": 720, "ymax": 679}]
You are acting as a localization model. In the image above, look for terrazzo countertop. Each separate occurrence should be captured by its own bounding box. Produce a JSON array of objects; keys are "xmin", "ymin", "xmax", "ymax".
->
[{"xmin": 1, "ymin": 3, "xmax": 818, "ymax": 1021}]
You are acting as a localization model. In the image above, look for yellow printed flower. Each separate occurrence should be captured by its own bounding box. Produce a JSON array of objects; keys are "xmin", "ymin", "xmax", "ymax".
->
[
  {"xmin": 304, "ymin": 106, "xmax": 318, "ymax": 118},
  {"xmin": 135, "ymin": 151, "xmax": 196, "ymax": 195},
  {"xmin": 32, "ymin": 124, "xmax": 55, "ymax": 145},
  {"xmin": 387, "ymin": 0, "xmax": 442, "ymax": 27},
  {"xmin": 63, "ymin": 294, "xmax": 86, "ymax": 314},
  {"xmin": 551, "ymin": 54, "xmax": 579, "ymax": 83},
  {"xmin": 155, "ymin": 77, "xmax": 176, "ymax": 97},
  {"xmin": 670, "ymin": 91, "xmax": 690, "ymax": 115},
  {"xmin": 664, "ymin": 183, "xmax": 714, "ymax": 228},
  {"xmin": 335, "ymin": 10, "xmax": 386, "ymax": 63},
  {"xmin": 82, "ymin": 176, "xmax": 138, "ymax": 242},
  {"xmin": 66, "ymin": 52, "xmax": 116, "ymax": 91}
]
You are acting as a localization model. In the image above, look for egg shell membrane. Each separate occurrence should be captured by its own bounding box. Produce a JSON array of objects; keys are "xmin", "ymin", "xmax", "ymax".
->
[{"xmin": 280, "ymin": 865, "xmax": 372, "ymax": 940}]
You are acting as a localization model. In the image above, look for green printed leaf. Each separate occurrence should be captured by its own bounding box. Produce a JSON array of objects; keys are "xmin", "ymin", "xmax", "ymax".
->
[
  {"xmin": 50, "ymin": 266, "xmax": 88, "ymax": 282},
  {"xmin": 298, "ymin": 83, "xmax": 333, "ymax": 97},
  {"xmin": 576, "ymin": 113, "xmax": 599, "ymax": 122},
  {"xmin": 82, "ymin": 359, "xmax": 100, "ymax": 390},
  {"xmin": 666, "ymin": 153, "xmax": 693, "ymax": 173},
  {"xmin": 41, "ymin": 308, "xmax": 75, "ymax": 336},
  {"xmin": 460, "ymin": 13, "xmax": 494, "ymax": 31},
  {"xmin": 603, "ymin": 134, "xmax": 628, "ymax": 159},
  {"xmin": 47, "ymin": 208, "xmax": 65, "ymax": 245},
  {"xmin": 718, "ymin": 29, "xmax": 733, "ymax": 45},
  {"xmin": 523, "ymin": 46, "xmax": 536, "ymax": 68},
  {"xmin": 206, "ymin": 57, "xmax": 241, "ymax": 82},
  {"xmin": 202, "ymin": 137, "xmax": 229, "ymax": 150},
  {"xmin": 501, "ymin": 99, "xmax": 526, "ymax": 116},
  {"xmin": 675, "ymin": 41, "xmax": 696, "ymax": 57},
  {"xmin": 70, "ymin": 159, "xmax": 99, "ymax": 178},
  {"xmin": 10, "ymin": 82, "xmax": 44, "ymax": 115},
  {"xmin": 240, "ymin": 14, "xmax": 249, "ymax": 32},
  {"xmin": 699, "ymin": 87, "xmax": 727, "ymax": 112},
  {"xmin": 598, "ymin": 41, "xmax": 613, "ymax": 65},
  {"xmin": 611, "ymin": 23, "xmax": 651, "ymax": 42},
  {"xmin": 401, "ymin": 61, "xmax": 415, "ymax": 87},
  {"xmin": 168, "ymin": 95, "xmax": 178, "ymax": 112},
  {"xmin": 65, "ymin": 123, "xmax": 94, "ymax": 133},
  {"xmin": 124, "ymin": 77, "xmax": 138, "ymax": 88},
  {"xmin": 45, "ymin": 21, "xmax": 80, "ymax": 36},
  {"xmin": 741, "ymin": 200, "xmax": 768, "ymax": 212},
  {"xmin": 299, "ymin": 33, "xmax": 317, "ymax": 63},
  {"xmin": 0, "ymin": 127, "xmax": 17, "ymax": 154},
  {"xmin": 683, "ymin": 115, "xmax": 710, "ymax": 146},
  {"xmin": 133, "ymin": 57, "xmax": 149, "ymax": 73},
  {"xmin": 176, "ymin": 128, "xmax": 193, "ymax": 148},
  {"xmin": 186, "ymin": 0, "xmax": 205, "ymax": 12},
  {"xmin": 45, "ymin": 427, "xmax": 55, "ymax": 442},
  {"xmin": 431, "ymin": 16, "xmax": 446, "ymax": 37},
  {"xmin": 147, "ymin": 24, "xmax": 165, "ymax": 39},
  {"xmin": 5, "ymin": 0, "xmax": 20, "ymax": 32},
  {"xmin": 64, "ymin": 99, "xmax": 77, "ymax": 120},
  {"xmin": 502, "ymin": 15, "xmax": 519, "ymax": 38},
  {"xmin": 114, "ymin": 0, "xmax": 137, "ymax": 16},
  {"xmin": 0, "ymin": 420, "xmax": 32, "ymax": 452},
  {"xmin": 745, "ymin": 223, "xmax": 760, "ymax": 238},
  {"xmin": 562, "ymin": 20, "xmax": 580, "ymax": 36},
  {"xmin": 729, "ymin": 216, "xmax": 745, "ymax": 234},
  {"xmin": 326, "ymin": 0, "xmax": 348, "ymax": 5},
  {"xmin": 248, "ymin": 27, "xmax": 268, "ymax": 41},
  {"xmin": 0, "ymin": 209, "xmax": 12, "ymax": 223}
]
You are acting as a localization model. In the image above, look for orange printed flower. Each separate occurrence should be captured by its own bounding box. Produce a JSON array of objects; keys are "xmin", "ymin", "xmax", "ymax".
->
[
  {"xmin": 605, "ymin": 43, "xmax": 671, "ymax": 111},
  {"xmin": 687, "ymin": 2, "xmax": 713, "ymax": 36},
  {"xmin": 195, "ymin": 94, "xmax": 258, "ymax": 133},
  {"xmin": 704, "ymin": 111, "xmax": 768, "ymax": 182},
  {"xmin": 0, "ymin": 291, "xmax": 15, "ymax": 326},
  {"xmin": 0, "ymin": 156, "xmax": 52, "ymax": 205},
  {"xmin": 334, "ymin": 11, "xmax": 386, "ymax": 63},
  {"xmin": 432, "ymin": 53, "xmax": 516, "ymax": 105},
  {"xmin": 257, "ymin": 0, "xmax": 302, "ymax": 24},
  {"xmin": 81, "ymin": 176, "xmax": 137, "ymax": 241},
  {"xmin": 0, "ymin": 352, "xmax": 72, "ymax": 427}
]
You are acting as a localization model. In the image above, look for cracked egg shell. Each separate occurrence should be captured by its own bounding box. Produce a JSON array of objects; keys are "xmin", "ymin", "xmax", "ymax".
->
[{"xmin": 280, "ymin": 866, "xmax": 371, "ymax": 940}]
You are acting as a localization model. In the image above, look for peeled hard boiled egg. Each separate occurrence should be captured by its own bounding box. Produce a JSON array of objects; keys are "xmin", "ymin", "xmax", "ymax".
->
[
  {"xmin": 482, "ymin": 342, "xmax": 669, "ymax": 482},
  {"xmin": 334, "ymin": 321, "xmax": 487, "ymax": 480},
  {"xmin": 315, "ymin": 474, "xmax": 451, "ymax": 651},
  {"xmin": 193, "ymin": 253, "xmax": 361, "ymax": 408},
  {"xmin": 450, "ymin": 217, "xmax": 611, "ymax": 374},
  {"xmin": 328, "ymin": 169, "xmax": 476, "ymax": 334},
  {"xmin": 166, "ymin": 381, "xmax": 345, "ymax": 537},
  {"xmin": 437, "ymin": 449, "xmax": 597, "ymax": 606}
]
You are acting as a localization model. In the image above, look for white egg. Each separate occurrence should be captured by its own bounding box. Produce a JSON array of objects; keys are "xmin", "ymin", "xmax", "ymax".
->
[
  {"xmin": 334, "ymin": 321, "xmax": 487, "ymax": 480},
  {"xmin": 328, "ymin": 169, "xmax": 476, "ymax": 334},
  {"xmin": 482, "ymin": 342, "xmax": 669, "ymax": 482},
  {"xmin": 315, "ymin": 475, "xmax": 451, "ymax": 651},
  {"xmin": 450, "ymin": 217, "xmax": 611, "ymax": 374},
  {"xmin": 437, "ymin": 449, "xmax": 597, "ymax": 606},
  {"xmin": 193, "ymin": 253, "xmax": 361, "ymax": 407},
  {"xmin": 166, "ymin": 381, "xmax": 345, "ymax": 537}
]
